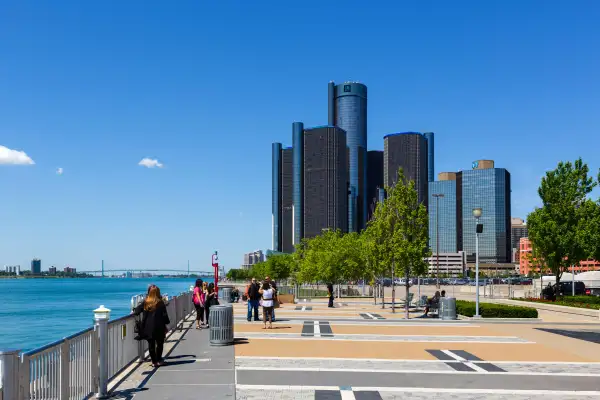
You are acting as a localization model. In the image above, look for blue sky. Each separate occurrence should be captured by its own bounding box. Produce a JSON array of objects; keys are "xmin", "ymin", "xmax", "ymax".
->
[{"xmin": 1, "ymin": 0, "xmax": 599, "ymax": 272}]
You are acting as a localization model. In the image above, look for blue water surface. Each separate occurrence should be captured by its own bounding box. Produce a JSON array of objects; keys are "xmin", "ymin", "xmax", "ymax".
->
[{"xmin": 0, "ymin": 277, "xmax": 210, "ymax": 351}]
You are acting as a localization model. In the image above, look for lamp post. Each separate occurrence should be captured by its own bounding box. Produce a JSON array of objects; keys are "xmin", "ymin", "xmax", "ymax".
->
[
  {"xmin": 94, "ymin": 305, "xmax": 111, "ymax": 399},
  {"xmin": 472, "ymin": 208, "xmax": 482, "ymax": 318},
  {"xmin": 212, "ymin": 251, "xmax": 219, "ymax": 296},
  {"xmin": 432, "ymin": 193, "xmax": 445, "ymax": 288}
]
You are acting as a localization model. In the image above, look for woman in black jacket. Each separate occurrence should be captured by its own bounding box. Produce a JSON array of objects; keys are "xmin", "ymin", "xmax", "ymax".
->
[{"xmin": 134, "ymin": 285, "xmax": 171, "ymax": 367}]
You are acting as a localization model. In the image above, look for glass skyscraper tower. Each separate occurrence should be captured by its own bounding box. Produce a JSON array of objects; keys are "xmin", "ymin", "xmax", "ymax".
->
[{"xmin": 328, "ymin": 81, "xmax": 367, "ymax": 232}]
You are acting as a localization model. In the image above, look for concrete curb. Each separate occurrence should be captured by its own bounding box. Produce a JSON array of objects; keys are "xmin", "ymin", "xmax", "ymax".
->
[{"xmin": 491, "ymin": 299, "xmax": 600, "ymax": 319}]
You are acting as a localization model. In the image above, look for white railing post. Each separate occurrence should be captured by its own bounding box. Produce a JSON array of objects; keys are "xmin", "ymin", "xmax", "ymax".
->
[
  {"xmin": 60, "ymin": 339, "xmax": 70, "ymax": 400},
  {"xmin": 93, "ymin": 306, "xmax": 111, "ymax": 399},
  {"xmin": 19, "ymin": 354, "xmax": 30, "ymax": 399},
  {"xmin": 0, "ymin": 350, "xmax": 20, "ymax": 400}
]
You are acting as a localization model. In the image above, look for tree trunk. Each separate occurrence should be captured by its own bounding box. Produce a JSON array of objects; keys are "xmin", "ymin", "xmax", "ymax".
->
[
  {"xmin": 405, "ymin": 267, "xmax": 410, "ymax": 319},
  {"xmin": 391, "ymin": 258, "xmax": 396, "ymax": 313}
]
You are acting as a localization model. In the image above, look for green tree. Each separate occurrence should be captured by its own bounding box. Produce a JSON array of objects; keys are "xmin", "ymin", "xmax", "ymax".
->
[
  {"xmin": 264, "ymin": 253, "xmax": 295, "ymax": 281},
  {"xmin": 527, "ymin": 158, "xmax": 597, "ymax": 287},
  {"xmin": 368, "ymin": 168, "xmax": 430, "ymax": 317}
]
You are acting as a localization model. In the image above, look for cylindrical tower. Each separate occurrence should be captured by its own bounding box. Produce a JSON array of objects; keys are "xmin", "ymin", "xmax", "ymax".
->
[
  {"xmin": 292, "ymin": 122, "xmax": 304, "ymax": 245},
  {"xmin": 329, "ymin": 81, "xmax": 368, "ymax": 231}
]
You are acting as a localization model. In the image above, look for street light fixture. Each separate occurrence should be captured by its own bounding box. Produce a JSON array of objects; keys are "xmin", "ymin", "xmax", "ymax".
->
[
  {"xmin": 472, "ymin": 208, "xmax": 483, "ymax": 318},
  {"xmin": 432, "ymin": 194, "xmax": 445, "ymax": 288}
]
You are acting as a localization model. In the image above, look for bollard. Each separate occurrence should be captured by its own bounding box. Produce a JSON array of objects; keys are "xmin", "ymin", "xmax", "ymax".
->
[
  {"xmin": 0, "ymin": 350, "xmax": 20, "ymax": 400},
  {"xmin": 93, "ymin": 305, "xmax": 111, "ymax": 399}
]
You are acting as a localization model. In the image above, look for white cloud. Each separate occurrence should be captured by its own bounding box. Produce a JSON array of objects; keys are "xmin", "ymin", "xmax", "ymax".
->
[
  {"xmin": 0, "ymin": 145, "xmax": 35, "ymax": 165},
  {"xmin": 56, "ymin": 167, "xmax": 63, "ymax": 175},
  {"xmin": 138, "ymin": 158, "xmax": 164, "ymax": 168}
]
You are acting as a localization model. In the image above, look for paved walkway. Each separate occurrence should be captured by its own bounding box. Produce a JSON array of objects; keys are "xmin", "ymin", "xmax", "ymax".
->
[{"xmin": 109, "ymin": 298, "xmax": 600, "ymax": 399}]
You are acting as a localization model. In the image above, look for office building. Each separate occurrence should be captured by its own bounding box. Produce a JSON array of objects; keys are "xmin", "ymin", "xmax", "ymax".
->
[
  {"xmin": 424, "ymin": 251, "xmax": 466, "ymax": 277},
  {"xmin": 511, "ymin": 217, "xmax": 528, "ymax": 262},
  {"xmin": 272, "ymin": 142, "xmax": 294, "ymax": 253},
  {"xmin": 519, "ymin": 237, "xmax": 600, "ymax": 275},
  {"xmin": 367, "ymin": 150, "xmax": 383, "ymax": 221},
  {"xmin": 383, "ymin": 132, "xmax": 429, "ymax": 207},
  {"xmin": 461, "ymin": 160, "xmax": 511, "ymax": 264},
  {"xmin": 242, "ymin": 250, "xmax": 265, "ymax": 270},
  {"xmin": 292, "ymin": 122, "xmax": 304, "ymax": 245},
  {"xmin": 423, "ymin": 132, "xmax": 435, "ymax": 182},
  {"xmin": 4, "ymin": 265, "xmax": 21, "ymax": 275},
  {"xmin": 328, "ymin": 81, "xmax": 367, "ymax": 231},
  {"xmin": 64, "ymin": 266, "xmax": 76, "ymax": 274},
  {"xmin": 303, "ymin": 126, "xmax": 348, "ymax": 239},
  {"xmin": 31, "ymin": 258, "xmax": 41, "ymax": 275},
  {"xmin": 429, "ymin": 173, "xmax": 458, "ymax": 253}
]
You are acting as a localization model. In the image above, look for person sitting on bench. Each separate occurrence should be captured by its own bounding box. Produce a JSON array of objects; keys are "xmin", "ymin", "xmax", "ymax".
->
[{"xmin": 423, "ymin": 291, "xmax": 441, "ymax": 317}]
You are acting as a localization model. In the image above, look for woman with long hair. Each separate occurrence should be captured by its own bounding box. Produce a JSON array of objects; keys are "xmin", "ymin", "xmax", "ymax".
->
[
  {"xmin": 204, "ymin": 282, "xmax": 216, "ymax": 328},
  {"xmin": 259, "ymin": 280, "xmax": 275, "ymax": 329},
  {"xmin": 193, "ymin": 279, "xmax": 205, "ymax": 329},
  {"xmin": 134, "ymin": 285, "xmax": 171, "ymax": 367}
]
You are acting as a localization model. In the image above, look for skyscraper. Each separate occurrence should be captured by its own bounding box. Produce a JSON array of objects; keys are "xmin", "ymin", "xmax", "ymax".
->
[
  {"xmin": 292, "ymin": 122, "xmax": 304, "ymax": 245},
  {"xmin": 423, "ymin": 132, "xmax": 435, "ymax": 182},
  {"xmin": 31, "ymin": 258, "xmax": 41, "ymax": 275},
  {"xmin": 367, "ymin": 150, "xmax": 383, "ymax": 221},
  {"xmin": 429, "ymin": 173, "xmax": 458, "ymax": 253},
  {"xmin": 461, "ymin": 160, "xmax": 511, "ymax": 263},
  {"xmin": 272, "ymin": 144, "xmax": 294, "ymax": 253},
  {"xmin": 328, "ymin": 81, "xmax": 367, "ymax": 232},
  {"xmin": 303, "ymin": 126, "xmax": 348, "ymax": 239},
  {"xmin": 383, "ymin": 132, "xmax": 429, "ymax": 208}
]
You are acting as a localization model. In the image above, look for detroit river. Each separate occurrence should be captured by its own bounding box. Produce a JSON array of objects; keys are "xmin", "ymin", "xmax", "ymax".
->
[{"xmin": 0, "ymin": 277, "xmax": 207, "ymax": 351}]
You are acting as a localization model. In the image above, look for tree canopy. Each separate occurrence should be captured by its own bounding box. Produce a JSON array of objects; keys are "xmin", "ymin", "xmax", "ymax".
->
[{"xmin": 527, "ymin": 158, "xmax": 600, "ymax": 285}]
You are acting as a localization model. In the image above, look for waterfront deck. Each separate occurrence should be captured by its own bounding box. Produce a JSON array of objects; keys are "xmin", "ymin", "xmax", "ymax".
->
[{"xmin": 106, "ymin": 298, "xmax": 600, "ymax": 400}]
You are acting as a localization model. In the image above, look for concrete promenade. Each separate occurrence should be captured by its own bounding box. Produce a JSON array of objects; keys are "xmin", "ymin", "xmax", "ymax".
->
[{"xmin": 109, "ymin": 297, "xmax": 600, "ymax": 399}]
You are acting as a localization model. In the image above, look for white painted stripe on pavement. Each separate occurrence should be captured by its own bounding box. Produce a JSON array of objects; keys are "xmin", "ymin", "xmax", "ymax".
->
[
  {"xmin": 235, "ymin": 356, "xmax": 600, "ymax": 365},
  {"xmin": 241, "ymin": 336, "xmax": 533, "ymax": 344},
  {"xmin": 441, "ymin": 350, "xmax": 493, "ymax": 373},
  {"xmin": 365, "ymin": 312, "xmax": 376, "ymax": 319},
  {"xmin": 234, "ymin": 366, "xmax": 600, "ymax": 377},
  {"xmin": 302, "ymin": 306, "xmax": 306, "ymax": 311},
  {"xmin": 234, "ymin": 384, "xmax": 600, "ymax": 395},
  {"xmin": 341, "ymin": 389, "xmax": 356, "ymax": 399},
  {"xmin": 314, "ymin": 321, "xmax": 321, "ymax": 337}
]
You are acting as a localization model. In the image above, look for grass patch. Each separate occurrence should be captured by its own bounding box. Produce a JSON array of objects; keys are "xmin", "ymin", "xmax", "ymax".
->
[{"xmin": 456, "ymin": 300, "xmax": 538, "ymax": 318}]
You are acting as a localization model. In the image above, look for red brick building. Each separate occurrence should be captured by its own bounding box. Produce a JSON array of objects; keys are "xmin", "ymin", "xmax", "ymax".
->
[{"xmin": 519, "ymin": 237, "xmax": 600, "ymax": 275}]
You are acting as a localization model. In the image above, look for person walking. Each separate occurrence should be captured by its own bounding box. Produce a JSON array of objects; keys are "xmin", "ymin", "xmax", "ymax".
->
[
  {"xmin": 259, "ymin": 280, "xmax": 275, "ymax": 329},
  {"xmin": 327, "ymin": 283, "xmax": 334, "ymax": 308},
  {"xmin": 205, "ymin": 282, "xmax": 216, "ymax": 327},
  {"xmin": 134, "ymin": 285, "xmax": 170, "ymax": 368},
  {"xmin": 193, "ymin": 279, "xmax": 205, "ymax": 329},
  {"xmin": 247, "ymin": 278, "xmax": 260, "ymax": 322}
]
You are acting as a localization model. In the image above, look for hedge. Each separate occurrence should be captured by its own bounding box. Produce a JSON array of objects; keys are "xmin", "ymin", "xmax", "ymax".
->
[
  {"xmin": 456, "ymin": 300, "xmax": 538, "ymax": 318},
  {"xmin": 559, "ymin": 295, "xmax": 600, "ymax": 305}
]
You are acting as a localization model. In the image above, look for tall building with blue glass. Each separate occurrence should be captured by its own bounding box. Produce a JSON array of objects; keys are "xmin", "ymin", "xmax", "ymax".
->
[
  {"xmin": 328, "ymin": 81, "xmax": 367, "ymax": 232},
  {"xmin": 428, "ymin": 173, "xmax": 458, "ymax": 253},
  {"xmin": 423, "ymin": 132, "xmax": 435, "ymax": 182},
  {"xmin": 461, "ymin": 160, "xmax": 511, "ymax": 263},
  {"xmin": 292, "ymin": 122, "xmax": 304, "ymax": 245},
  {"xmin": 31, "ymin": 258, "xmax": 41, "ymax": 274}
]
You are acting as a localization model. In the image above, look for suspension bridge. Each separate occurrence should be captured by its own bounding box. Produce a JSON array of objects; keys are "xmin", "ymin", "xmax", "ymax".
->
[{"xmin": 84, "ymin": 260, "xmax": 215, "ymax": 278}]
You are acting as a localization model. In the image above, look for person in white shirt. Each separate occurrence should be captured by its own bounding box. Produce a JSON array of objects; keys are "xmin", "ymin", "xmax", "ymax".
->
[{"xmin": 259, "ymin": 281, "xmax": 274, "ymax": 329}]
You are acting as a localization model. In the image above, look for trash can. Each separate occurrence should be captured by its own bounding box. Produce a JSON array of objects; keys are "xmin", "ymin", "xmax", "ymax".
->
[
  {"xmin": 219, "ymin": 287, "xmax": 233, "ymax": 304},
  {"xmin": 209, "ymin": 304, "xmax": 234, "ymax": 346},
  {"xmin": 440, "ymin": 297, "xmax": 457, "ymax": 320}
]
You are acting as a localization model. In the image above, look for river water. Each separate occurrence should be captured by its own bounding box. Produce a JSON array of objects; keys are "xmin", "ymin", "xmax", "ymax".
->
[{"xmin": 0, "ymin": 278, "xmax": 209, "ymax": 351}]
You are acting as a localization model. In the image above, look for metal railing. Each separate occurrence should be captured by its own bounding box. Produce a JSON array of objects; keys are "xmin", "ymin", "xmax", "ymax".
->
[{"xmin": 0, "ymin": 290, "xmax": 193, "ymax": 400}]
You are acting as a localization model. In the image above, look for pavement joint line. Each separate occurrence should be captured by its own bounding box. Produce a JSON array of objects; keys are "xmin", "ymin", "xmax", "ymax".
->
[
  {"xmin": 234, "ymin": 384, "xmax": 600, "ymax": 395},
  {"xmin": 156, "ymin": 368, "xmax": 234, "ymax": 372},
  {"xmin": 234, "ymin": 356, "xmax": 600, "ymax": 365},
  {"xmin": 236, "ymin": 335, "xmax": 535, "ymax": 343}
]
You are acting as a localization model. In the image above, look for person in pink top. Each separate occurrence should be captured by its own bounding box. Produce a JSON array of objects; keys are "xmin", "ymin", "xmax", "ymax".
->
[{"xmin": 193, "ymin": 279, "xmax": 206, "ymax": 329}]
